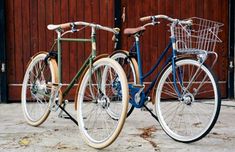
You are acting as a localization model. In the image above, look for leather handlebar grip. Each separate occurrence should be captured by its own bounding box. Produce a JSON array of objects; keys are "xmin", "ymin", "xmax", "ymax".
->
[
  {"xmin": 140, "ymin": 16, "xmax": 152, "ymax": 22},
  {"xmin": 60, "ymin": 23, "xmax": 71, "ymax": 29}
]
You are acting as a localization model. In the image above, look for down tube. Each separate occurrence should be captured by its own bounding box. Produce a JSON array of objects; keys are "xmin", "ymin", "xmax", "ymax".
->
[
  {"xmin": 144, "ymin": 42, "xmax": 172, "ymax": 96},
  {"xmin": 62, "ymin": 54, "xmax": 92, "ymax": 98}
]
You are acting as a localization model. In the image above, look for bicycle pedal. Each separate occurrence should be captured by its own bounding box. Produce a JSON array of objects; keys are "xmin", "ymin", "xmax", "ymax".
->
[
  {"xmin": 141, "ymin": 97, "xmax": 152, "ymax": 111},
  {"xmin": 64, "ymin": 99, "xmax": 69, "ymax": 105},
  {"xmin": 47, "ymin": 82, "xmax": 62, "ymax": 88},
  {"xmin": 132, "ymin": 84, "xmax": 145, "ymax": 89}
]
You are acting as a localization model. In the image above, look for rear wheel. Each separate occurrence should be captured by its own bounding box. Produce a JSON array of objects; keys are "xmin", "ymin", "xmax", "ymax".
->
[
  {"xmin": 155, "ymin": 59, "xmax": 221, "ymax": 142},
  {"xmin": 77, "ymin": 58, "xmax": 128, "ymax": 149},
  {"xmin": 110, "ymin": 50, "xmax": 139, "ymax": 117},
  {"xmin": 21, "ymin": 52, "xmax": 58, "ymax": 126}
]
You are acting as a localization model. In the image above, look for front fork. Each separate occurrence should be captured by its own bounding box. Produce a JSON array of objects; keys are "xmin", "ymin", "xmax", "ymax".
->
[
  {"xmin": 171, "ymin": 37, "xmax": 183, "ymax": 99},
  {"xmin": 171, "ymin": 43, "xmax": 216, "ymax": 100},
  {"xmin": 171, "ymin": 38, "xmax": 193, "ymax": 100}
]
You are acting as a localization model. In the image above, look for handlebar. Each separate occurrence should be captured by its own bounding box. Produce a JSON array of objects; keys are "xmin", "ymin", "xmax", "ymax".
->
[
  {"xmin": 47, "ymin": 21, "xmax": 119, "ymax": 34},
  {"xmin": 140, "ymin": 14, "xmax": 192, "ymax": 25}
]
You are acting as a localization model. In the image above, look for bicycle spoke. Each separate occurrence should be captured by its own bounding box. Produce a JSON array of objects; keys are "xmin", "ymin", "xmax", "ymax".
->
[{"xmin": 161, "ymin": 89, "xmax": 178, "ymax": 98}]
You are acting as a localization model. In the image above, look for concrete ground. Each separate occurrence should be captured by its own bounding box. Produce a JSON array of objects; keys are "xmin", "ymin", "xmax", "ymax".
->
[{"xmin": 0, "ymin": 100, "xmax": 235, "ymax": 152}]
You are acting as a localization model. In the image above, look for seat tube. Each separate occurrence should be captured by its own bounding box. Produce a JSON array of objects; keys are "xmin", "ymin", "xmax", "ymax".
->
[
  {"xmin": 135, "ymin": 35, "xmax": 143, "ymax": 85},
  {"xmin": 91, "ymin": 27, "xmax": 96, "ymax": 58},
  {"xmin": 89, "ymin": 27, "xmax": 96, "ymax": 82},
  {"xmin": 56, "ymin": 30, "xmax": 62, "ymax": 83}
]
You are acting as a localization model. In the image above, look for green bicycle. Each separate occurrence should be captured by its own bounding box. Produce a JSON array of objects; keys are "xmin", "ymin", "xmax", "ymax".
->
[{"xmin": 21, "ymin": 21, "xmax": 129, "ymax": 149}]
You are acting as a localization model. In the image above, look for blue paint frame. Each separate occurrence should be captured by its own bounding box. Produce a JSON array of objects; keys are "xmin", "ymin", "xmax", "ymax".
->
[{"xmin": 129, "ymin": 37, "xmax": 181, "ymax": 108}]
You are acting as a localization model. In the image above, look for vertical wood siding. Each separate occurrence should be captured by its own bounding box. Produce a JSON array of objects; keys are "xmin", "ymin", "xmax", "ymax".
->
[
  {"xmin": 5, "ymin": 0, "xmax": 229, "ymax": 100},
  {"xmin": 5, "ymin": 0, "xmax": 114, "ymax": 100}
]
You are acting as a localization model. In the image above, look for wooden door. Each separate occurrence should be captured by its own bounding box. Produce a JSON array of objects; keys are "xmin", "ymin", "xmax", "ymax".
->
[
  {"xmin": 120, "ymin": 0, "xmax": 228, "ymax": 97},
  {"xmin": 5, "ymin": 0, "xmax": 115, "ymax": 101}
]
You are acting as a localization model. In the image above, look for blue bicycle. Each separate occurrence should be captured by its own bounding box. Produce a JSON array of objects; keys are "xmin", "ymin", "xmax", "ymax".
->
[{"xmin": 111, "ymin": 15, "xmax": 223, "ymax": 142}]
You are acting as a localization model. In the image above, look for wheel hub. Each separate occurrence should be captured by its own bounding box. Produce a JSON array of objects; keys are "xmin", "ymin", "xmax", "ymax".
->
[
  {"xmin": 182, "ymin": 93, "xmax": 194, "ymax": 105},
  {"xmin": 98, "ymin": 95, "xmax": 110, "ymax": 109},
  {"xmin": 31, "ymin": 80, "xmax": 47, "ymax": 99}
]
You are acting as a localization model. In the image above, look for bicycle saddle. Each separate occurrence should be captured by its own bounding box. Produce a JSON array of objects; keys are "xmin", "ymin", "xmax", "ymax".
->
[{"xmin": 124, "ymin": 26, "xmax": 146, "ymax": 35}]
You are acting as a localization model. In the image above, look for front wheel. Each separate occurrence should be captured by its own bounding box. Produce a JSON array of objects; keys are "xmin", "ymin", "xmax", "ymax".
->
[
  {"xmin": 155, "ymin": 59, "xmax": 221, "ymax": 142},
  {"xmin": 77, "ymin": 58, "xmax": 129, "ymax": 149}
]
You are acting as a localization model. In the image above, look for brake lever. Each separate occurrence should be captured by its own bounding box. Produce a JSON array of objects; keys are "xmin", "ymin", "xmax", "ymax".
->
[
  {"xmin": 151, "ymin": 16, "xmax": 156, "ymax": 22},
  {"xmin": 112, "ymin": 28, "xmax": 120, "ymax": 50},
  {"xmin": 153, "ymin": 21, "xmax": 160, "ymax": 26},
  {"xmin": 113, "ymin": 35, "xmax": 119, "ymax": 50},
  {"xmin": 71, "ymin": 22, "xmax": 77, "ymax": 33}
]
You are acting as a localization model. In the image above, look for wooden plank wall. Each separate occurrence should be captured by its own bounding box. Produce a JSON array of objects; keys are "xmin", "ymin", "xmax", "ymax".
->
[
  {"xmin": 121, "ymin": 0, "xmax": 228, "ymax": 97},
  {"xmin": 5, "ymin": 0, "xmax": 229, "ymax": 100},
  {"xmin": 5, "ymin": 0, "xmax": 115, "ymax": 100}
]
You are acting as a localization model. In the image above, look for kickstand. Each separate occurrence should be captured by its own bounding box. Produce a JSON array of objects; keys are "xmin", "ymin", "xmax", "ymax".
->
[
  {"xmin": 143, "ymin": 104, "xmax": 159, "ymax": 122},
  {"xmin": 57, "ymin": 101, "xmax": 78, "ymax": 126},
  {"xmin": 58, "ymin": 100, "xmax": 70, "ymax": 119}
]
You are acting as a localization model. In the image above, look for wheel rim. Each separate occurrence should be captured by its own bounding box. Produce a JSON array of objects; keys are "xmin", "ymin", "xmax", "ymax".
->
[
  {"xmin": 22, "ymin": 54, "xmax": 55, "ymax": 124},
  {"xmin": 111, "ymin": 52, "xmax": 137, "ymax": 116},
  {"xmin": 78, "ymin": 59, "xmax": 128, "ymax": 147},
  {"xmin": 156, "ymin": 59, "xmax": 219, "ymax": 141}
]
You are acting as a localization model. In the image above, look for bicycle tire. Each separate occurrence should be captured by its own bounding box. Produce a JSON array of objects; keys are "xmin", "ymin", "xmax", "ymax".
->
[
  {"xmin": 21, "ymin": 52, "xmax": 58, "ymax": 126},
  {"xmin": 155, "ymin": 58, "xmax": 221, "ymax": 142},
  {"xmin": 77, "ymin": 58, "xmax": 129, "ymax": 149}
]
